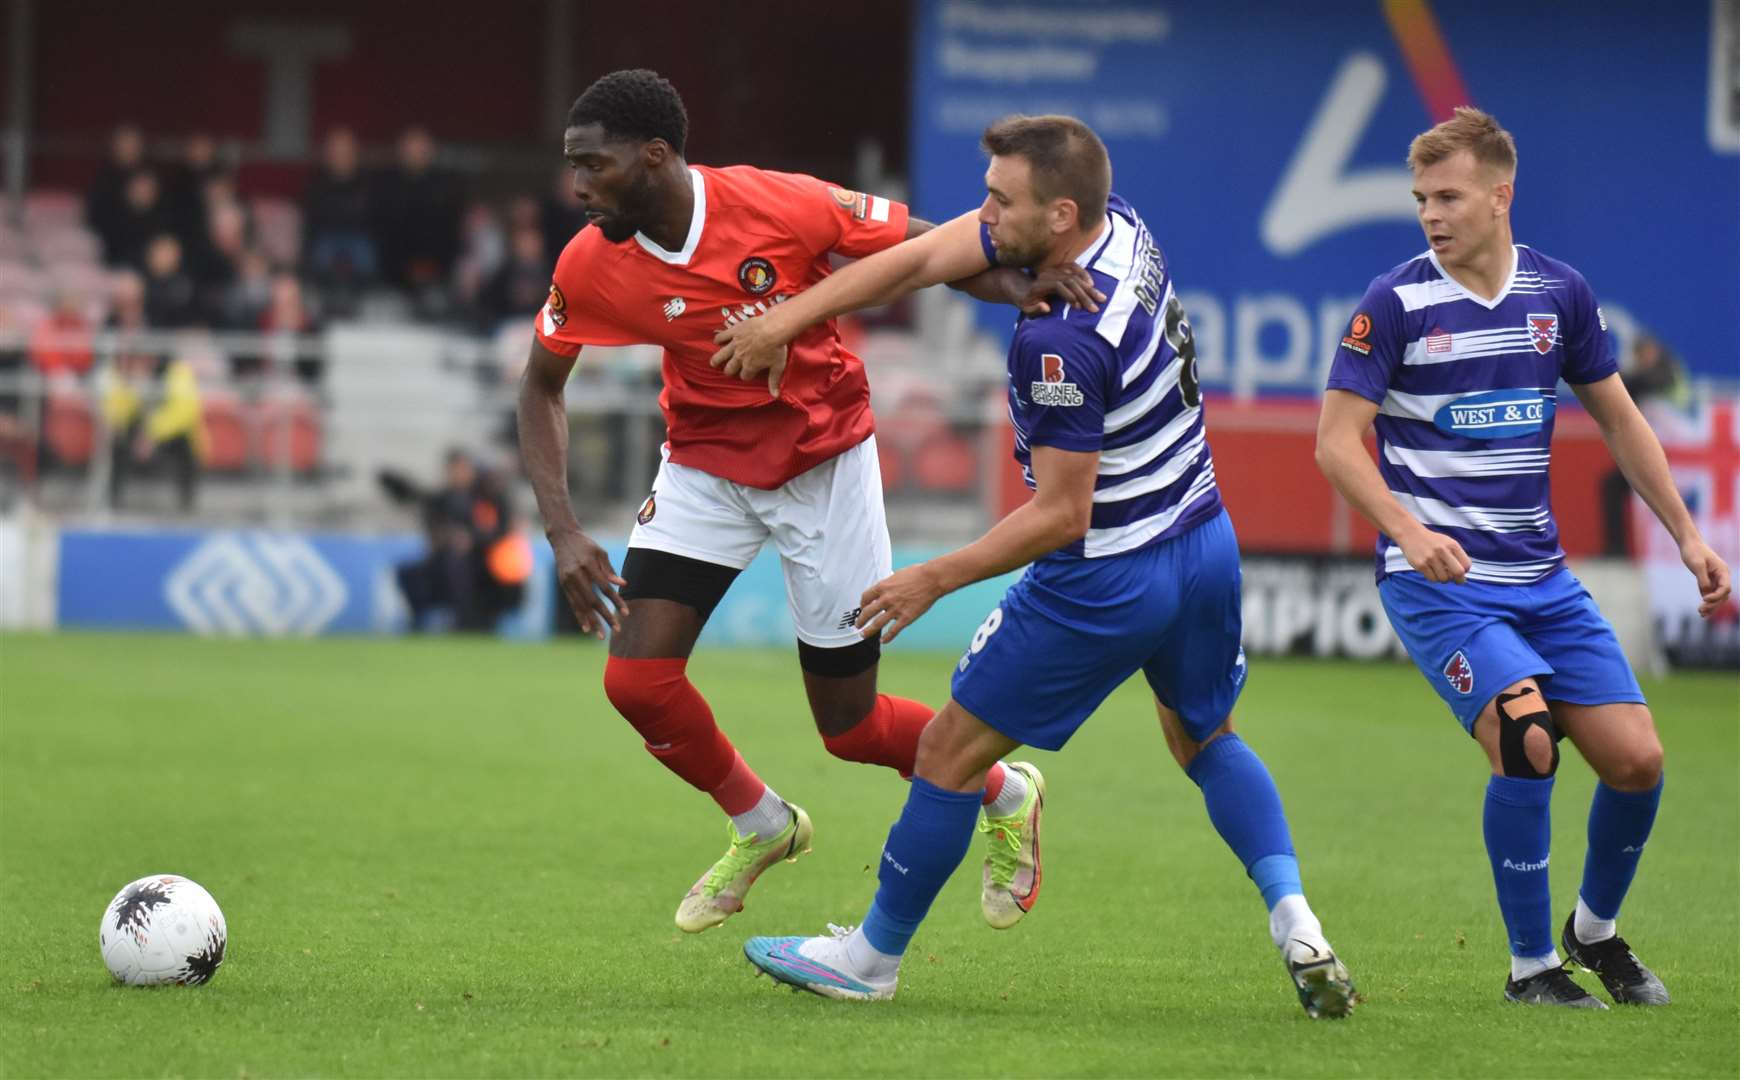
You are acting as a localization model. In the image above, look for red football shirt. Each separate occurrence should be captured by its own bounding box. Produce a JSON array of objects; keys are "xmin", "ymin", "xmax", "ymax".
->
[{"xmin": 534, "ymin": 164, "xmax": 910, "ymax": 489}]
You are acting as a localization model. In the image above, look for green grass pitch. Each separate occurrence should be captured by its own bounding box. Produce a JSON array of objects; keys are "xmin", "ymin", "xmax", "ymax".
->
[{"xmin": 1, "ymin": 632, "xmax": 1735, "ymax": 1077}]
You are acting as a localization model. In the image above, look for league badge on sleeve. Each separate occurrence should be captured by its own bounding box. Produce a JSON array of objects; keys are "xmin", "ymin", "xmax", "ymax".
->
[
  {"xmin": 1526, "ymin": 314, "xmax": 1559, "ymax": 355},
  {"xmin": 1442, "ymin": 650, "xmax": 1475, "ymax": 695},
  {"xmin": 544, "ymin": 283, "xmax": 568, "ymax": 328},
  {"xmin": 1340, "ymin": 312, "xmax": 1373, "ymax": 356}
]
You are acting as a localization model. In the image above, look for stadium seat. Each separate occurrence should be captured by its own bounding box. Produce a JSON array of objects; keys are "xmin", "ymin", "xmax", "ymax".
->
[
  {"xmin": 31, "ymin": 226, "xmax": 102, "ymax": 265},
  {"xmin": 21, "ymin": 191, "xmax": 82, "ymax": 232},
  {"xmin": 876, "ymin": 437, "xmax": 905, "ymax": 494},
  {"xmin": 200, "ymin": 397, "xmax": 249, "ymax": 473},
  {"xmin": 251, "ymin": 397, "xmax": 321, "ymax": 473},
  {"xmin": 43, "ymin": 392, "xmax": 96, "ymax": 467},
  {"xmin": 910, "ymin": 432, "xmax": 977, "ymax": 493}
]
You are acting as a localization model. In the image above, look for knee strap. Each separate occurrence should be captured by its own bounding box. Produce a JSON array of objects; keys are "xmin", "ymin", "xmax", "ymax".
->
[{"xmin": 1496, "ymin": 687, "xmax": 1559, "ymax": 779}]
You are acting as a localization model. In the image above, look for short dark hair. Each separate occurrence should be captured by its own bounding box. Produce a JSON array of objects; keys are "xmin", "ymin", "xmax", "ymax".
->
[
  {"xmin": 566, "ymin": 69, "xmax": 688, "ymax": 155},
  {"xmin": 981, "ymin": 114, "xmax": 1110, "ymax": 229}
]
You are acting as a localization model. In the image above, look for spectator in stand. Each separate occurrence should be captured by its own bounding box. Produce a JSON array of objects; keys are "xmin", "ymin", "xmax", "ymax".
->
[
  {"xmin": 374, "ymin": 127, "xmax": 462, "ymax": 296},
  {"xmin": 163, "ymin": 132, "xmax": 226, "ymax": 250},
  {"xmin": 141, "ymin": 234, "xmax": 201, "ymax": 329},
  {"xmin": 107, "ymin": 171, "xmax": 172, "ymax": 270},
  {"xmin": 451, "ymin": 201, "xmax": 506, "ymax": 315},
  {"xmin": 28, "ymin": 292, "xmax": 95, "ymax": 381},
  {"xmin": 187, "ymin": 199, "xmax": 250, "ymax": 322},
  {"xmin": 475, "ymin": 225, "xmax": 550, "ymax": 331},
  {"xmin": 540, "ymin": 163, "xmax": 586, "ymax": 261},
  {"xmin": 302, "ymin": 127, "xmax": 377, "ymax": 297},
  {"xmin": 101, "ymin": 340, "xmax": 206, "ymax": 512},
  {"xmin": 258, "ymin": 271, "xmax": 321, "ymax": 385},
  {"xmin": 1601, "ymin": 336, "xmax": 1693, "ymax": 556},
  {"xmin": 222, "ymin": 249, "xmax": 274, "ymax": 333},
  {"xmin": 87, "ymin": 125, "xmax": 147, "ymax": 267}
]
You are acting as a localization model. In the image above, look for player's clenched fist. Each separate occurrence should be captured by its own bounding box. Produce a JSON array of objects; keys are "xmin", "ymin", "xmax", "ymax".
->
[
  {"xmin": 1398, "ymin": 525, "xmax": 1472, "ymax": 584},
  {"xmin": 857, "ymin": 563, "xmax": 946, "ymax": 645},
  {"xmin": 549, "ymin": 528, "xmax": 628, "ymax": 639}
]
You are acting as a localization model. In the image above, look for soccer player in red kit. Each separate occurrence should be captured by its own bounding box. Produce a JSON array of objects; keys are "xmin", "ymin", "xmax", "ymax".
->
[{"xmin": 518, "ymin": 70, "xmax": 1099, "ymax": 933}]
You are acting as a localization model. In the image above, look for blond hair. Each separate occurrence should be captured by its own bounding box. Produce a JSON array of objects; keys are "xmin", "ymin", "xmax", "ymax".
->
[{"xmin": 1407, "ymin": 106, "xmax": 1517, "ymax": 177}]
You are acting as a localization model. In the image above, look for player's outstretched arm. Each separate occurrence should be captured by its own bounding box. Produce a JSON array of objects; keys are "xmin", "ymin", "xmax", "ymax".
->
[
  {"xmin": 710, "ymin": 212, "xmax": 993, "ymax": 390},
  {"xmin": 1315, "ymin": 389, "xmax": 1471, "ymax": 584},
  {"xmin": 1573, "ymin": 374, "xmax": 1732, "ymax": 616},
  {"xmin": 856, "ymin": 444, "xmax": 1098, "ymax": 644},
  {"xmin": 517, "ymin": 338, "xmax": 628, "ymax": 638}
]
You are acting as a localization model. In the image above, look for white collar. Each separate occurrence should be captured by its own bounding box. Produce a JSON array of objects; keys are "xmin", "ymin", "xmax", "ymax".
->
[
  {"xmin": 633, "ymin": 167, "xmax": 706, "ymax": 266},
  {"xmin": 1428, "ymin": 243, "xmax": 1518, "ymax": 310},
  {"xmin": 1072, "ymin": 215, "xmax": 1113, "ymax": 267}
]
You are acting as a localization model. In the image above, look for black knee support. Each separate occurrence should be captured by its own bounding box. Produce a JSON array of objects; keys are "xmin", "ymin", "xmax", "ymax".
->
[
  {"xmin": 1496, "ymin": 687, "xmax": 1559, "ymax": 779},
  {"xmin": 798, "ymin": 635, "xmax": 881, "ymax": 678}
]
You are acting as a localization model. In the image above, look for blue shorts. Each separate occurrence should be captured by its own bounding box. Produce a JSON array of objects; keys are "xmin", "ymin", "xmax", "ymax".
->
[
  {"xmin": 1378, "ymin": 567, "xmax": 1645, "ymax": 733},
  {"xmin": 950, "ymin": 508, "xmax": 1247, "ymax": 750}
]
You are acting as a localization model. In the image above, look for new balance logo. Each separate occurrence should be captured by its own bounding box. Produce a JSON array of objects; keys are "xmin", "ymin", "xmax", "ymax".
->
[
  {"xmin": 837, "ymin": 606, "xmax": 862, "ymax": 630},
  {"xmin": 1501, "ymin": 857, "xmax": 1549, "ymax": 872},
  {"xmin": 663, "ymin": 297, "xmax": 686, "ymax": 320}
]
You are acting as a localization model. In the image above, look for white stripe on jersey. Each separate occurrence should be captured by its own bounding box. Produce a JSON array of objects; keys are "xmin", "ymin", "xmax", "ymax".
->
[
  {"xmin": 1084, "ymin": 463, "xmax": 1218, "ymax": 558},
  {"xmin": 1093, "ymin": 429, "xmax": 1205, "ymax": 502},
  {"xmin": 1392, "ymin": 278, "xmax": 1466, "ymax": 312},
  {"xmin": 1091, "ymin": 213, "xmax": 1142, "ymax": 347},
  {"xmin": 1402, "ymin": 329, "xmax": 1548, "ymax": 366},
  {"xmin": 1383, "ymin": 548, "xmax": 1559, "ymax": 583},
  {"xmin": 869, "ymin": 196, "xmax": 891, "ymax": 223},
  {"xmin": 1105, "ymin": 351, "xmax": 1179, "ymax": 433},
  {"xmin": 1383, "ymin": 445, "xmax": 1551, "ymax": 477},
  {"xmin": 1118, "ymin": 279, "xmax": 1172, "ymax": 389},
  {"xmin": 1391, "ymin": 491, "xmax": 1550, "ymax": 533},
  {"xmin": 1379, "ymin": 387, "xmax": 1555, "ymax": 423},
  {"xmin": 1098, "ymin": 403, "xmax": 1196, "ymax": 476}
]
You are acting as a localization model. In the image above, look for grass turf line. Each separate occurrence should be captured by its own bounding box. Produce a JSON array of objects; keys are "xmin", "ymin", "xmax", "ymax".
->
[{"xmin": 1, "ymin": 632, "xmax": 1735, "ymax": 1077}]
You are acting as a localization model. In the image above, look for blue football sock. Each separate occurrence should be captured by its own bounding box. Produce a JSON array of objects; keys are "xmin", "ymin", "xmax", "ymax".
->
[
  {"xmin": 1580, "ymin": 777, "xmax": 1663, "ymax": 921},
  {"xmin": 1185, "ymin": 734, "xmax": 1299, "ymax": 909},
  {"xmin": 860, "ymin": 777, "xmax": 983, "ymax": 957},
  {"xmin": 1484, "ymin": 775, "xmax": 1555, "ymax": 958}
]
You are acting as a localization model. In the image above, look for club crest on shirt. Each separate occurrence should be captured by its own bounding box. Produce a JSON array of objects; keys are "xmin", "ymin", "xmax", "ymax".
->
[
  {"xmin": 1340, "ymin": 312, "xmax": 1372, "ymax": 356},
  {"xmin": 1443, "ymin": 650, "xmax": 1475, "ymax": 695},
  {"xmin": 1526, "ymin": 313, "xmax": 1559, "ymax": 355},
  {"xmin": 1030, "ymin": 353, "xmax": 1084, "ymax": 406},
  {"xmin": 738, "ymin": 257, "xmax": 777, "ymax": 296},
  {"xmin": 636, "ymin": 492, "xmax": 657, "ymax": 525}
]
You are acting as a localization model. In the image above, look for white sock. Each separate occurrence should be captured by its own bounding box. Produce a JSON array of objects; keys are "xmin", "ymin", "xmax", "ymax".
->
[
  {"xmin": 1511, "ymin": 950, "xmax": 1561, "ymax": 982},
  {"xmin": 730, "ymin": 787, "xmax": 789, "ymax": 841},
  {"xmin": 1269, "ymin": 893, "xmax": 1324, "ymax": 949},
  {"xmin": 1573, "ymin": 896, "xmax": 1616, "ymax": 945},
  {"xmin": 845, "ymin": 926, "xmax": 901, "ymax": 980},
  {"xmin": 984, "ymin": 765, "xmax": 1028, "ymax": 818}
]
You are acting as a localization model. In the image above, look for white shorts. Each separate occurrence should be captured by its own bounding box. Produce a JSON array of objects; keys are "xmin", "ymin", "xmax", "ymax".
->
[{"xmin": 628, "ymin": 435, "xmax": 892, "ymax": 648}]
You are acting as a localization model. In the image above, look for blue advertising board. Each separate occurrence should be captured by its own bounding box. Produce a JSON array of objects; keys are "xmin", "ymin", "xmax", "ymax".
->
[{"xmin": 912, "ymin": 0, "xmax": 1740, "ymax": 392}]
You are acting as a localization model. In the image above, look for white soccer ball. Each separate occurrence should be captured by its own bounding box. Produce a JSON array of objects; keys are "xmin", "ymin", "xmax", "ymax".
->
[{"xmin": 98, "ymin": 874, "xmax": 227, "ymax": 986}]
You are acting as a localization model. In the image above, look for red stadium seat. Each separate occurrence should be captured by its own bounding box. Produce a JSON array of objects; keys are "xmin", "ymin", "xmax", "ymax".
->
[
  {"xmin": 251, "ymin": 397, "xmax": 321, "ymax": 473},
  {"xmin": 876, "ymin": 437, "xmax": 905, "ymax": 494},
  {"xmin": 200, "ymin": 397, "xmax": 249, "ymax": 472},
  {"xmin": 911, "ymin": 432, "xmax": 977, "ymax": 493},
  {"xmin": 43, "ymin": 393, "xmax": 95, "ymax": 466}
]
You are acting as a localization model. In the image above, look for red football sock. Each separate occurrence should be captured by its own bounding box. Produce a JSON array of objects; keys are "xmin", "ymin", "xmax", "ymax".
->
[
  {"xmin": 603, "ymin": 656, "xmax": 766, "ymax": 815},
  {"xmin": 822, "ymin": 693, "xmax": 1006, "ymax": 803}
]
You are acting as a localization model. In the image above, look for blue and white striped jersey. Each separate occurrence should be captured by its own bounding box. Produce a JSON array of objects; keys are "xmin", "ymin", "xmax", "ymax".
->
[
  {"xmin": 983, "ymin": 193, "xmax": 1221, "ymax": 562},
  {"xmin": 1325, "ymin": 244, "xmax": 1619, "ymax": 584}
]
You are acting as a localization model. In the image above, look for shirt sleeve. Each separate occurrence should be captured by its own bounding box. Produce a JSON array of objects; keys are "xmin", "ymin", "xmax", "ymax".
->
[
  {"xmin": 759, "ymin": 171, "xmax": 911, "ymax": 260},
  {"xmin": 1560, "ymin": 270, "xmax": 1620, "ymax": 384},
  {"xmin": 530, "ymin": 236, "xmax": 642, "ymax": 357},
  {"xmin": 1011, "ymin": 325, "xmax": 1118, "ymax": 453},
  {"xmin": 1324, "ymin": 279, "xmax": 1407, "ymax": 404}
]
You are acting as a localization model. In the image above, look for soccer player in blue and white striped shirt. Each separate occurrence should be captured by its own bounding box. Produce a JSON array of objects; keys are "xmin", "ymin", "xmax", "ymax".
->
[
  {"xmin": 713, "ymin": 114, "xmax": 1354, "ymax": 1017},
  {"xmin": 1317, "ymin": 107, "xmax": 1730, "ymax": 1009}
]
